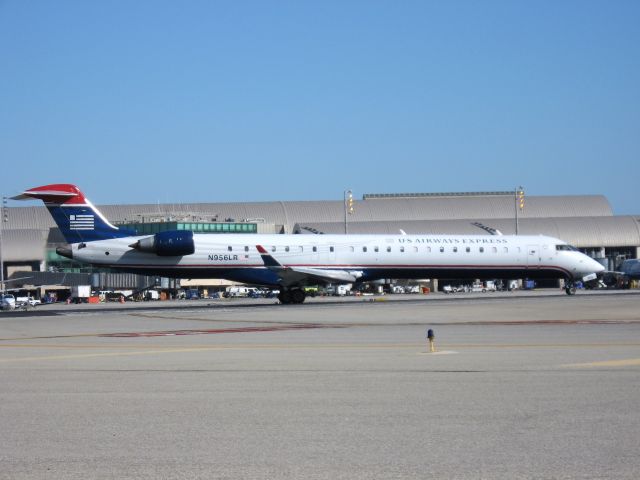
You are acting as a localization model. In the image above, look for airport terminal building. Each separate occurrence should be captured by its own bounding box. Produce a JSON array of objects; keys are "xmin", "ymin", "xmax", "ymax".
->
[{"xmin": 2, "ymin": 191, "xmax": 639, "ymax": 295}]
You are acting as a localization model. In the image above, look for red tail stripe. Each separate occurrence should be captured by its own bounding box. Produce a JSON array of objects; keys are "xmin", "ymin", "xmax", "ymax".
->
[{"xmin": 21, "ymin": 184, "xmax": 87, "ymax": 205}]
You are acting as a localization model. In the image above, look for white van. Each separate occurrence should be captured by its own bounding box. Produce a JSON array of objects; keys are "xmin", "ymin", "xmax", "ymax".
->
[
  {"xmin": 326, "ymin": 284, "xmax": 351, "ymax": 296},
  {"xmin": 225, "ymin": 286, "xmax": 256, "ymax": 297}
]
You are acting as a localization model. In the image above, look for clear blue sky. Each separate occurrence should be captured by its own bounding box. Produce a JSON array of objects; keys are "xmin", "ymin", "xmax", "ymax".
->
[{"xmin": 1, "ymin": 1, "xmax": 639, "ymax": 213}]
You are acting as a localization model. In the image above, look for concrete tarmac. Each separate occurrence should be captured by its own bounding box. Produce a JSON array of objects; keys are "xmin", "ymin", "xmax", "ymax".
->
[{"xmin": 1, "ymin": 290, "xmax": 639, "ymax": 479}]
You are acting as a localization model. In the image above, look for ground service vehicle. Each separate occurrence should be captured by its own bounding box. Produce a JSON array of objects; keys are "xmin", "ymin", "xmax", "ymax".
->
[
  {"xmin": 1, "ymin": 294, "xmax": 16, "ymax": 310},
  {"xmin": 71, "ymin": 285, "xmax": 91, "ymax": 303},
  {"xmin": 16, "ymin": 296, "xmax": 41, "ymax": 307}
]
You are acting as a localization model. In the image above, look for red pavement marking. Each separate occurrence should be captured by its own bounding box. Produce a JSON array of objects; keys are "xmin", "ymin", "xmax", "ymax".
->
[{"xmin": 99, "ymin": 324, "xmax": 340, "ymax": 337}]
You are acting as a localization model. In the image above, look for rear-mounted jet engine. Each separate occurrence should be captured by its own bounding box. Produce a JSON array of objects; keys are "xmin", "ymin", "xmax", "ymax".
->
[{"xmin": 129, "ymin": 231, "xmax": 195, "ymax": 256}]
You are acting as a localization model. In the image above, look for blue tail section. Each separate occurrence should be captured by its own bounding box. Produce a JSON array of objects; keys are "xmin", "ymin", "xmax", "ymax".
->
[
  {"xmin": 13, "ymin": 184, "xmax": 135, "ymax": 243},
  {"xmin": 46, "ymin": 204, "xmax": 135, "ymax": 243}
]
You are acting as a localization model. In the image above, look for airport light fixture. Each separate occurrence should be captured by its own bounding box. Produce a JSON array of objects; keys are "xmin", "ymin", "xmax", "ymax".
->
[
  {"xmin": 514, "ymin": 186, "xmax": 524, "ymax": 235},
  {"xmin": 0, "ymin": 195, "xmax": 7, "ymax": 293},
  {"xmin": 344, "ymin": 189, "xmax": 354, "ymax": 234}
]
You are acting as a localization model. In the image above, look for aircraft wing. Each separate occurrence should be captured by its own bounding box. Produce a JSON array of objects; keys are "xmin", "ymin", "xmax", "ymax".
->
[{"xmin": 256, "ymin": 245, "xmax": 361, "ymax": 287}]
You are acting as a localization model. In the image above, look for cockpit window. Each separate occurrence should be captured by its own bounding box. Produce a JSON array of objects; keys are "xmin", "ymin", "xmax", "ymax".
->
[{"xmin": 556, "ymin": 244, "xmax": 579, "ymax": 252}]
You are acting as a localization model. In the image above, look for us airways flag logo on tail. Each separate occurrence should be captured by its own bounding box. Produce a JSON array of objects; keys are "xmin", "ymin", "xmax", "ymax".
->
[{"xmin": 69, "ymin": 214, "xmax": 95, "ymax": 230}]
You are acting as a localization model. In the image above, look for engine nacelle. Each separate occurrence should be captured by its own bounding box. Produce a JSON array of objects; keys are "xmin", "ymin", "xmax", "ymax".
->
[{"xmin": 130, "ymin": 231, "xmax": 195, "ymax": 256}]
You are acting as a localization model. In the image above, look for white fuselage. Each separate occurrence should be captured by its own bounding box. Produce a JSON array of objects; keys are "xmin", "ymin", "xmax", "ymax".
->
[{"xmin": 69, "ymin": 233, "xmax": 604, "ymax": 286}]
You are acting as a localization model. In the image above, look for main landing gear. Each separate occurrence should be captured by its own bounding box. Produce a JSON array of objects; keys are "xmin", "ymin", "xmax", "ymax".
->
[
  {"xmin": 565, "ymin": 280, "xmax": 577, "ymax": 295},
  {"xmin": 278, "ymin": 288, "xmax": 306, "ymax": 304}
]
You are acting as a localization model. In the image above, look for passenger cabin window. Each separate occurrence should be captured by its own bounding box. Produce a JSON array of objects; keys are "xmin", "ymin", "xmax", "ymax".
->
[
  {"xmin": 387, "ymin": 246, "xmax": 392, "ymax": 252},
  {"xmin": 374, "ymin": 246, "xmax": 379, "ymax": 252},
  {"xmin": 466, "ymin": 247, "xmax": 471, "ymax": 253},
  {"xmin": 312, "ymin": 246, "xmax": 317, "ymax": 252},
  {"xmin": 244, "ymin": 246, "xmax": 249, "ymax": 252},
  {"xmin": 439, "ymin": 247, "xmax": 445, "ymax": 253},
  {"xmin": 271, "ymin": 246, "xmax": 276, "ymax": 252},
  {"xmin": 479, "ymin": 247, "xmax": 484, "ymax": 253},
  {"xmin": 363, "ymin": 246, "xmax": 367, "ymax": 252},
  {"xmin": 453, "ymin": 247, "xmax": 458, "ymax": 253},
  {"xmin": 330, "ymin": 246, "xmax": 334, "ymax": 252},
  {"xmin": 400, "ymin": 246, "xmax": 405, "ymax": 253},
  {"xmin": 285, "ymin": 246, "xmax": 290, "ymax": 252},
  {"xmin": 228, "ymin": 246, "xmax": 233, "ymax": 251}
]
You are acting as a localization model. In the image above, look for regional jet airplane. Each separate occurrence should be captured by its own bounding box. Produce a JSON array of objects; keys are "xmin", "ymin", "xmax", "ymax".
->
[{"xmin": 14, "ymin": 184, "xmax": 605, "ymax": 303}]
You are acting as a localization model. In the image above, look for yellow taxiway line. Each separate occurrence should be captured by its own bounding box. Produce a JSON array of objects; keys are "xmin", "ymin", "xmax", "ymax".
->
[
  {"xmin": 562, "ymin": 358, "xmax": 640, "ymax": 368},
  {"xmin": 1, "ymin": 342, "xmax": 639, "ymax": 364}
]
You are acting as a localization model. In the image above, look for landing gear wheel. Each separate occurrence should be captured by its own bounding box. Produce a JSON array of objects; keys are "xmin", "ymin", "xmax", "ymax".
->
[
  {"xmin": 278, "ymin": 290, "xmax": 292, "ymax": 304},
  {"xmin": 565, "ymin": 281, "xmax": 576, "ymax": 295},
  {"xmin": 278, "ymin": 289, "xmax": 306, "ymax": 304},
  {"xmin": 291, "ymin": 288, "xmax": 306, "ymax": 304}
]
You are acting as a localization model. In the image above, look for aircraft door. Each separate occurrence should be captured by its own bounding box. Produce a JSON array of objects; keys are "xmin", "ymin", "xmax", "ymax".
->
[{"xmin": 527, "ymin": 245, "xmax": 540, "ymax": 269}]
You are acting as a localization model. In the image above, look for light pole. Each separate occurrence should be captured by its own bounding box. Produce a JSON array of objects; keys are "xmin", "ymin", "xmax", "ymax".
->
[
  {"xmin": 0, "ymin": 195, "xmax": 7, "ymax": 293},
  {"xmin": 514, "ymin": 186, "xmax": 524, "ymax": 235},
  {"xmin": 344, "ymin": 189, "xmax": 353, "ymax": 234}
]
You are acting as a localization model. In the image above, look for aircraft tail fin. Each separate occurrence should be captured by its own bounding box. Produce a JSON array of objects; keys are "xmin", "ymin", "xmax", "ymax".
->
[{"xmin": 13, "ymin": 184, "xmax": 135, "ymax": 243}]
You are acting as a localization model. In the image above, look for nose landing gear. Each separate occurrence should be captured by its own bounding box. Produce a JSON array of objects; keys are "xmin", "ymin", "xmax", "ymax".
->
[{"xmin": 565, "ymin": 280, "xmax": 577, "ymax": 295}]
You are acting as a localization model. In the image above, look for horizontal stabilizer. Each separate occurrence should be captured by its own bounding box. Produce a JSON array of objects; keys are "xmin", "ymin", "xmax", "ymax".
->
[
  {"xmin": 12, "ymin": 190, "xmax": 76, "ymax": 201},
  {"xmin": 12, "ymin": 184, "xmax": 87, "ymax": 204}
]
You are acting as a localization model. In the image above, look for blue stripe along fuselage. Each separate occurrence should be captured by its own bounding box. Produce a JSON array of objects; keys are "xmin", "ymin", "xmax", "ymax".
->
[{"xmin": 102, "ymin": 264, "xmax": 572, "ymax": 287}]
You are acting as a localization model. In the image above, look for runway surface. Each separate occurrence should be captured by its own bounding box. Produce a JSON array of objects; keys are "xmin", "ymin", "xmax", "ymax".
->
[{"xmin": 1, "ymin": 290, "xmax": 639, "ymax": 479}]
